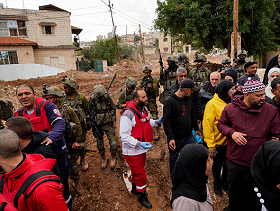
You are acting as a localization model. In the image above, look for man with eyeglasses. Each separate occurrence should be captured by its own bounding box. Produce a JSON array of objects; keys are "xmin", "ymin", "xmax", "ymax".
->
[
  {"xmin": 169, "ymin": 67, "xmax": 203, "ymax": 122},
  {"xmin": 200, "ymin": 71, "xmax": 221, "ymax": 111},
  {"xmin": 116, "ymin": 77, "xmax": 137, "ymax": 110}
]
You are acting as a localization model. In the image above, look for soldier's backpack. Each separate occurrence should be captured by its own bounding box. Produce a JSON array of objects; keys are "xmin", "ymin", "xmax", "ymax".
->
[
  {"xmin": 60, "ymin": 104, "xmax": 77, "ymax": 139},
  {"xmin": 64, "ymin": 93, "xmax": 85, "ymax": 123},
  {"xmin": 0, "ymin": 99, "xmax": 14, "ymax": 121}
]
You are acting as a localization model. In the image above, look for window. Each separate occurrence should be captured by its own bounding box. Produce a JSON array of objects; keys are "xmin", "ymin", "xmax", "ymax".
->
[
  {"xmin": 42, "ymin": 25, "xmax": 54, "ymax": 35},
  {"xmin": 0, "ymin": 20, "xmax": 27, "ymax": 37},
  {"xmin": 163, "ymin": 48, "xmax": 168, "ymax": 52},
  {"xmin": 163, "ymin": 38, "xmax": 168, "ymax": 42},
  {"xmin": 0, "ymin": 51, "xmax": 18, "ymax": 65}
]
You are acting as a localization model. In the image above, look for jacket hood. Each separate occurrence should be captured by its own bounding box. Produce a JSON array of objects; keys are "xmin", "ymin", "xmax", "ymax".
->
[
  {"xmin": 232, "ymin": 93, "xmax": 263, "ymax": 112},
  {"xmin": 24, "ymin": 131, "xmax": 48, "ymax": 152},
  {"xmin": 169, "ymin": 90, "xmax": 190, "ymax": 101}
]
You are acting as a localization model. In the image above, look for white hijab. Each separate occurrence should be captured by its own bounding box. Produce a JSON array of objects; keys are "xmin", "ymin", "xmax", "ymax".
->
[{"xmin": 265, "ymin": 67, "xmax": 280, "ymax": 99}]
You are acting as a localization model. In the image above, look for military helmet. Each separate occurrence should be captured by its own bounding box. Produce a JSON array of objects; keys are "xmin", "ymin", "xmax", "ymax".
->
[
  {"xmin": 142, "ymin": 65, "xmax": 152, "ymax": 72},
  {"xmin": 194, "ymin": 54, "xmax": 207, "ymax": 62},
  {"xmin": 125, "ymin": 77, "xmax": 137, "ymax": 89},
  {"xmin": 62, "ymin": 76, "xmax": 79, "ymax": 90},
  {"xmin": 238, "ymin": 49, "xmax": 247, "ymax": 57},
  {"xmin": 222, "ymin": 57, "xmax": 231, "ymax": 64},
  {"xmin": 166, "ymin": 55, "xmax": 177, "ymax": 62},
  {"xmin": 92, "ymin": 84, "xmax": 107, "ymax": 98},
  {"xmin": 177, "ymin": 53, "xmax": 189, "ymax": 63},
  {"xmin": 42, "ymin": 86, "xmax": 63, "ymax": 97}
]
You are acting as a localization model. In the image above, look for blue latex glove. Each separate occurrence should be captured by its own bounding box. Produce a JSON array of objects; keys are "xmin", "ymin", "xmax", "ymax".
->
[
  {"xmin": 158, "ymin": 116, "xmax": 163, "ymax": 124},
  {"xmin": 192, "ymin": 128, "xmax": 203, "ymax": 144},
  {"xmin": 140, "ymin": 142, "xmax": 153, "ymax": 149}
]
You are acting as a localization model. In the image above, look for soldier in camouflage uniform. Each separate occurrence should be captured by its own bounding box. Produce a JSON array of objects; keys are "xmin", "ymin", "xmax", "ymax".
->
[
  {"xmin": 234, "ymin": 49, "xmax": 247, "ymax": 79},
  {"xmin": 218, "ymin": 57, "xmax": 233, "ymax": 80},
  {"xmin": 116, "ymin": 77, "xmax": 137, "ymax": 110},
  {"xmin": 139, "ymin": 65, "xmax": 160, "ymax": 140},
  {"xmin": 62, "ymin": 76, "xmax": 90, "ymax": 171},
  {"xmin": 177, "ymin": 53, "xmax": 193, "ymax": 74},
  {"xmin": 188, "ymin": 54, "xmax": 211, "ymax": 90},
  {"xmin": 88, "ymin": 85, "xmax": 117, "ymax": 169},
  {"xmin": 159, "ymin": 55, "xmax": 178, "ymax": 104},
  {"xmin": 43, "ymin": 86, "xmax": 84, "ymax": 195}
]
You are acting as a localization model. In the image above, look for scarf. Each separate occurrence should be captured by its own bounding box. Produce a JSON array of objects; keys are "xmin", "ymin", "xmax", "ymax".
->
[{"xmin": 215, "ymin": 80, "xmax": 235, "ymax": 104}]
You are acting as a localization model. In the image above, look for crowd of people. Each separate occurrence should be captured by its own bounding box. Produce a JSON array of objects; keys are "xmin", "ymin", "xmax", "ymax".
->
[{"xmin": 0, "ymin": 51, "xmax": 280, "ymax": 210}]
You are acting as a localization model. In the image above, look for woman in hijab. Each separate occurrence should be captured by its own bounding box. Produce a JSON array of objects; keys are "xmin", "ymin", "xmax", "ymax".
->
[
  {"xmin": 265, "ymin": 67, "xmax": 280, "ymax": 99},
  {"xmin": 203, "ymin": 80, "xmax": 235, "ymax": 196},
  {"xmin": 224, "ymin": 69, "xmax": 237, "ymax": 84},
  {"xmin": 229, "ymin": 141, "xmax": 280, "ymax": 211},
  {"xmin": 171, "ymin": 144, "xmax": 213, "ymax": 211}
]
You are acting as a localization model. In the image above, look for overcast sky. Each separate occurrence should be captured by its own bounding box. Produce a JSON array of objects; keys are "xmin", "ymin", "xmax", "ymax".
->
[{"xmin": 4, "ymin": 0, "xmax": 158, "ymax": 41}]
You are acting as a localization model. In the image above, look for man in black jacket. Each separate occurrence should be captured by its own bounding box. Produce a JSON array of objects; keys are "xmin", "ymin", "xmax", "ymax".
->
[
  {"xmin": 5, "ymin": 116, "xmax": 61, "ymax": 176},
  {"xmin": 169, "ymin": 67, "xmax": 203, "ymax": 122},
  {"xmin": 163, "ymin": 78, "xmax": 200, "ymax": 175}
]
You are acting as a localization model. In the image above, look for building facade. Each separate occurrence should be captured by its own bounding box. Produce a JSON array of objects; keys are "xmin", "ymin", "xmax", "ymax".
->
[{"xmin": 0, "ymin": 4, "xmax": 81, "ymax": 70}]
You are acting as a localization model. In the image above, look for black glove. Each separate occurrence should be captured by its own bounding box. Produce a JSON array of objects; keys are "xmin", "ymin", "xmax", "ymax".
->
[{"xmin": 86, "ymin": 118, "xmax": 92, "ymax": 131}]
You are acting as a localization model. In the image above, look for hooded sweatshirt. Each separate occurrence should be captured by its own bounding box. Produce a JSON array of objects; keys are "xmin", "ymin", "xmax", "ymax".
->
[
  {"xmin": 217, "ymin": 94, "xmax": 280, "ymax": 166},
  {"xmin": 163, "ymin": 92, "xmax": 198, "ymax": 140},
  {"xmin": 22, "ymin": 131, "xmax": 60, "ymax": 177}
]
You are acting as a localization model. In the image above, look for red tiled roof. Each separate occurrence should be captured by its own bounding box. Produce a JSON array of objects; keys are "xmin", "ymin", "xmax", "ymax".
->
[{"xmin": 0, "ymin": 37, "xmax": 37, "ymax": 46}]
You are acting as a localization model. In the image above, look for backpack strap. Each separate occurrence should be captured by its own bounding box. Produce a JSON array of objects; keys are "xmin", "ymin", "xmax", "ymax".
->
[
  {"xmin": 0, "ymin": 175, "xmax": 5, "ymax": 194},
  {"xmin": 0, "ymin": 202, "xmax": 7, "ymax": 211},
  {"xmin": 18, "ymin": 107, "xmax": 24, "ymax": 117},
  {"xmin": 125, "ymin": 106, "xmax": 141, "ymax": 120},
  {"xmin": 35, "ymin": 100, "xmax": 48, "ymax": 117},
  {"xmin": 14, "ymin": 170, "xmax": 60, "ymax": 209}
]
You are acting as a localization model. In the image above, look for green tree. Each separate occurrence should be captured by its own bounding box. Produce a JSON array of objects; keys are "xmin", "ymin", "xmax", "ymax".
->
[
  {"xmin": 154, "ymin": 0, "xmax": 279, "ymax": 57},
  {"xmin": 153, "ymin": 38, "xmax": 159, "ymax": 48},
  {"xmin": 134, "ymin": 35, "xmax": 140, "ymax": 42}
]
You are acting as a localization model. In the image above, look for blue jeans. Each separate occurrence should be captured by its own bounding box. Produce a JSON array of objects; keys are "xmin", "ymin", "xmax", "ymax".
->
[{"xmin": 168, "ymin": 135, "xmax": 196, "ymax": 175}]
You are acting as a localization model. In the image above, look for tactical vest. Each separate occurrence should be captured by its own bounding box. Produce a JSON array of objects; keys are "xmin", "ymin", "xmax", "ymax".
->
[
  {"xmin": 141, "ymin": 76, "xmax": 159, "ymax": 98},
  {"xmin": 89, "ymin": 94, "xmax": 115, "ymax": 125},
  {"xmin": 60, "ymin": 103, "xmax": 78, "ymax": 139},
  {"xmin": 123, "ymin": 101, "xmax": 153, "ymax": 142},
  {"xmin": 193, "ymin": 68, "xmax": 209, "ymax": 89},
  {"xmin": 64, "ymin": 93, "xmax": 85, "ymax": 123},
  {"xmin": 14, "ymin": 97, "xmax": 52, "ymax": 132},
  {"xmin": 235, "ymin": 65, "xmax": 245, "ymax": 79}
]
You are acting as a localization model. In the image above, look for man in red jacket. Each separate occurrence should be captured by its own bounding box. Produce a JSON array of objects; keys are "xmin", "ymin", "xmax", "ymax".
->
[
  {"xmin": 217, "ymin": 80, "xmax": 280, "ymax": 190},
  {"xmin": 0, "ymin": 129, "xmax": 68, "ymax": 211}
]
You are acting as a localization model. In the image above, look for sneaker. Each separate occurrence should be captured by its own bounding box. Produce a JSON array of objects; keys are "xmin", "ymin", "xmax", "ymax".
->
[
  {"xmin": 81, "ymin": 161, "xmax": 89, "ymax": 171},
  {"xmin": 213, "ymin": 182, "xmax": 222, "ymax": 196},
  {"xmin": 137, "ymin": 191, "xmax": 152, "ymax": 209},
  {"xmin": 73, "ymin": 180, "xmax": 85, "ymax": 195}
]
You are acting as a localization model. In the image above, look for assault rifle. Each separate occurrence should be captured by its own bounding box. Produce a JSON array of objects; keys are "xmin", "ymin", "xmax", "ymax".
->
[
  {"xmin": 88, "ymin": 102, "xmax": 104, "ymax": 147},
  {"xmin": 142, "ymin": 77, "xmax": 153, "ymax": 94},
  {"xmin": 107, "ymin": 73, "xmax": 117, "ymax": 91},
  {"xmin": 159, "ymin": 49, "xmax": 165, "ymax": 85}
]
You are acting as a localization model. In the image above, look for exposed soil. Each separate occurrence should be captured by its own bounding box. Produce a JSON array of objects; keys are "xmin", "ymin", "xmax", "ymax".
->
[{"xmin": 0, "ymin": 53, "xmax": 228, "ymax": 211}]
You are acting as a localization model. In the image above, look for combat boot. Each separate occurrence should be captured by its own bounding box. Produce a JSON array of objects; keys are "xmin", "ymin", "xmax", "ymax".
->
[
  {"xmin": 101, "ymin": 154, "xmax": 108, "ymax": 169},
  {"xmin": 137, "ymin": 190, "xmax": 152, "ymax": 209},
  {"xmin": 81, "ymin": 156, "xmax": 88, "ymax": 171},
  {"xmin": 110, "ymin": 153, "xmax": 116, "ymax": 169},
  {"xmin": 73, "ymin": 179, "xmax": 85, "ymax": 196}
]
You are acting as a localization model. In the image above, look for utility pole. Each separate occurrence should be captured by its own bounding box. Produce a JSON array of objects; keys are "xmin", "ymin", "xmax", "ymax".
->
[
  {"xmin": 139, "ymin": 24, "xmax": 145, "ymax": 63},
  {"xmin": 108, "ymin": 0, "xmax": 121, "ymax": 66},
  {"xmin": 233, "ymin": 0, "xmax": 238, "ymax": 57},
  {"xmin": 126, "ymin": 25, "xmax": 127, "ymax": 43}
]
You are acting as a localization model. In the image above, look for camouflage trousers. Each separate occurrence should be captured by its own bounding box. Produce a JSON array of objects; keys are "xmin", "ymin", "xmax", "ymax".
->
[
  {"xmin": 66, "ymin": 139, "xmax": 80, "ymax": 181},
  {"xmin": 95, "ymin": 123, "xmax": 117, "ymax": 155},
  {"xmin": 80, "ymin": 121, "xmax": 87, "ymax": 157},
  {"xmin": 147, "ymin": 98, "xmax": 158, "ymax": 115}
]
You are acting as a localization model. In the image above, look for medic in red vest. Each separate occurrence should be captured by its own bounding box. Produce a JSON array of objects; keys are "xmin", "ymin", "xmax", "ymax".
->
[{"xmin": 119, "ymin": 88, "xmax": 160, "ymax": 209}]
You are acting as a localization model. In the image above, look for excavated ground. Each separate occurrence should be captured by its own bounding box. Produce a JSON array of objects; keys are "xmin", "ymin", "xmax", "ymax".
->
[{"xmin": 0, "ymin": 53, "xmax": 229, "ymax": 211}]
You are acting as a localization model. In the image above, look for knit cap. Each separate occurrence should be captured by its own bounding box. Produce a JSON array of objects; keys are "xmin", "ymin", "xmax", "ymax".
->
[{"xmin": 242, "ymin": 79, "xmax": 265, "ymax": 93}]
